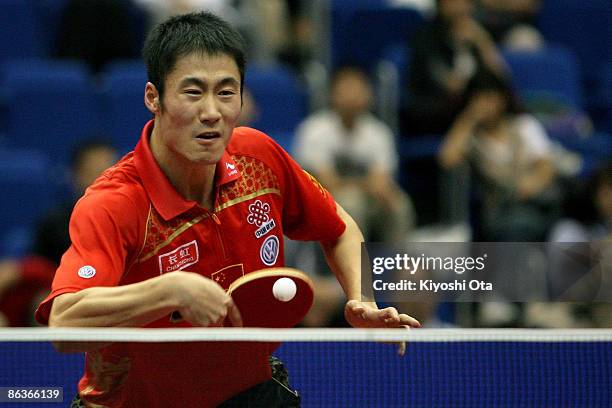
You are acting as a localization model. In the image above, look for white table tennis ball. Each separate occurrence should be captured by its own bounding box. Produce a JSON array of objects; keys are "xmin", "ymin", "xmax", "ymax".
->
[{"xmin": 272, "ymin": 277, "xmax": 297, "ymax": 302}]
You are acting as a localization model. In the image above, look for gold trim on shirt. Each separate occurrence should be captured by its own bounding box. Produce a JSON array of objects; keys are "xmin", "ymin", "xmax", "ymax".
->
[
  {"xmin": 138, "ymin": 213, "xmax": 209, "ymax": 262},
  {"xmin": 215, "ymin": 188, "xmax": 281, "ymax": 212},
  {"xmin": 138, "ymin": 188, "xmax": 280, "ymax": 263}
]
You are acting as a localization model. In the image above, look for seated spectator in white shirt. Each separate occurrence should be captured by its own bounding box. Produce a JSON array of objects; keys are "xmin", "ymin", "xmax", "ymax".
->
[
  {"xmin": 294, "ymin": 66, "xmax": 415, "ymax": 244},
  {"xmin": 439, "ymin": 73, "xmax": 559, "ymax": 241}
]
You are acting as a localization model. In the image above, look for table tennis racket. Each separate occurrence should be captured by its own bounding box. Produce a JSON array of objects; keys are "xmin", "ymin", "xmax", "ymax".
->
[
  {"xmin": 226, "ymin": 267, "xmax": 314, "ymax": 328},
  {"xmin": 171, "ymin": 267, "xmax": 314, "ymax": 328}
]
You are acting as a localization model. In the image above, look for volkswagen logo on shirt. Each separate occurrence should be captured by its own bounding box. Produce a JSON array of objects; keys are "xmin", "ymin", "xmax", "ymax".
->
[
  {"xmin": 77, "ymin": 265, "xmax": 96, "ymax": 279},
  {"xmin": 260, "ymin": 235, "xmax": 279, "ymax": 266}
]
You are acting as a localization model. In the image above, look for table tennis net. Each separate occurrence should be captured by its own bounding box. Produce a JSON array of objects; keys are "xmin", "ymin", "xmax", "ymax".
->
[{"xmin": 1, "ymin": 328, "xmax": 611, "ymax": 407}]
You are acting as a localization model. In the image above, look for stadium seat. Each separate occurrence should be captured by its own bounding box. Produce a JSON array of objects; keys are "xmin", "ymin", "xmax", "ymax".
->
[
  {"xmin": 331, "ymin": 0, "xmax": 387, "ymax": 10},
  {"xmin": 330, "ymin": 3, "xmax": 424, "ymax": 69},
  {"xmin": 99, "ymin": 60, "xmax": 151, "ymax": 154},
  {"xmin": 379, "ymin": 43, "xmax": 412, "ymax": 107},
  {"xmin": 502, "ymin": 46, "xmax": 583, "ymax": 109},
  {"xmin": 380, "ymin": 44, "xmax": 410, "ymax": 84},
  {"xmin": 0, "ymin": 59, "xmax": 102, "ymax": 165},
  {"xmin": 538, "ymin": 0, "xmax": 612, "ymax": 85},
  {"xmin": 34, "ymin": 0, "xmax": 70, "ymax": 57},
  {"xmin": 0, "ymin": 1, "xmax": 44, "ymax": 61},
  {"xmin": 245, "ymin": 64, "xmax": 308, "ymax": 152},
  {"xmin": 0, "ymin": 148, "xmax": 53, "ymax": 257}
]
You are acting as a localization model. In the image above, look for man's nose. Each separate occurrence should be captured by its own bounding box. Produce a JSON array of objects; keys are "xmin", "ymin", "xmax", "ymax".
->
[{"xmin": 199, "ymin": 95, "xmax": 222, "ymax": 123}]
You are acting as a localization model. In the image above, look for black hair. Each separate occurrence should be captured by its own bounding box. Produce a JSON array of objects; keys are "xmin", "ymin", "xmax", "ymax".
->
[
  {"xmin": 142, "ymin": 11, "xmax": 246, "ymax": 99},
  {"xmin": 466, "ymin": 70, "xmax": 524, "ymax": 115},
  {"xmin": 330, "ymin": 64, "xmax": 371, "ymax": 87}
]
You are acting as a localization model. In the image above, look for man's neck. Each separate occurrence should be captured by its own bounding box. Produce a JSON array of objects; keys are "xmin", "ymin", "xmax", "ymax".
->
[
  {"xmin": 339, "ymin": 113, "xmax": 359, "ymax": 131},
  {"xmin": 150, "ymin": 131, "xmax": 217, "ymax": 210}
]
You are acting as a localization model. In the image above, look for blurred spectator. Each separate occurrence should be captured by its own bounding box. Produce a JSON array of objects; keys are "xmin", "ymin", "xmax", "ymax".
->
[
  {"xmin": 501, "ymin": 24, "xmax": 545, "ymax": 52},
  {"xmin": 134, "ymin": 1, "xmax": 310, "ymax": 70},
  {"xmin": 294, "ymin": 65, "xmax": 415, "ymax": 244},
  {"xmin": 438, "ymin": 73, "xmax": 559, "ymax": 242},
  {"xmin": 293, "ymin": 66, "xmax": 415, "ymax": 328},
  {"xmin": 239, "ymin": 0, "xmax": 289, "ymax": 64},
  {"xmin": 55, "ymin": 0, "xmax": 140, "ymax": 73},
  {"xmin": 531, "ymin": 162, "xmax": 612, "ymax": 329},
  {"xmin": 550, "ymin": 162, "xmax": 612, "ymax": 243},
  {"xmin": 0, "ymin": 141, "xmax": 117, "ymax": 327},
  {"xmin": 239, "ymin": 0, "xmax": 314, "ymax": 71},
  {"xmin": 134, "ymin": 0, "xmax": 239, "ymax": 27},
  {"xmin": 276, "ymin": 0, "xmax": 315, "ymax": 72},
  {"xmin": 549, "ymin": 161, "xmax": 612, "ymax": 301},
  {"xmin": 402, "ymin": 0, "xmax": 508, "ymax": 136}
]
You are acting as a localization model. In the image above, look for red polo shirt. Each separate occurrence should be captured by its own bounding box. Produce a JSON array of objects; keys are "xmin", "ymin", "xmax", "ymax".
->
[{"xmin": 36, "ymin": 120, "xmax": 345, "ymax": 407}]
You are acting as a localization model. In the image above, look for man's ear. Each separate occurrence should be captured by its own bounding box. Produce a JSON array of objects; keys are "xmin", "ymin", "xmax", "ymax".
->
[{"xmin": 144, "ymin": 82, "xmax": 161, "ymax": 115}]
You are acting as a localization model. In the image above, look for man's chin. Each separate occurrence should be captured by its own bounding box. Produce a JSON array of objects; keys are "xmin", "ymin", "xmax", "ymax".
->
[{"xmin": 188, "ymin": 152, "xmax": 223, "ymax": 166}]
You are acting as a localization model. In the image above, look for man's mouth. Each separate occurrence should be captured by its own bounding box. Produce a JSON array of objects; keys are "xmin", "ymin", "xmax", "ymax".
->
[{"xmin": 196, "ymin": 132, "xmax": 221, "ymax": 140}]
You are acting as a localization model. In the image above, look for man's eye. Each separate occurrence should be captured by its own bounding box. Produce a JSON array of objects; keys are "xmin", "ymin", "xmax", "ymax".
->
[
  {"xmin": 185, "ymin": 89, "xmax": 201, "ymax": 95},
  {"xmin": 219, "ymin": 90, "xmax": 236, "ymax": 96}
]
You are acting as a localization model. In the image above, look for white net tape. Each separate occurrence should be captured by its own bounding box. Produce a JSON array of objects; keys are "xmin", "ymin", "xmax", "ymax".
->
[{"xmin": 1, "ymin": 328, "xmax": 612, "ymax": 342}]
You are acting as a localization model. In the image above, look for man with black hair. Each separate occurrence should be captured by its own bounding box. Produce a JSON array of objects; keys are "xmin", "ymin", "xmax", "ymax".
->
[{"xmin": 36, "ymin": 12, "xmax": 420, "ymax": 407}]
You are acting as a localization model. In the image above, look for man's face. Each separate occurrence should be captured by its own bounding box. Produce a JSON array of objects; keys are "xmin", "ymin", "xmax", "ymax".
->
[
  {"xmin": 473, "ymin": 90, "xmax": 507, "ymax": 126},
  {"xmin": 147, "ymin": 52, "xmax": 242, "ymax": 165},
  {"xmin": 331, "ymin": 71, "xmax": 372, "ymax": 123},
  {"xmin": 438, "ymin": 0, "xmax": 473, "ymax": 22}
]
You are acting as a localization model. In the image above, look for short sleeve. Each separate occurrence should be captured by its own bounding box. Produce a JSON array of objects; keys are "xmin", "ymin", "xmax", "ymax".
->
[
  {"xmin": 367, "ymin": 119, "xmax": 399, "ymax": 175},
  {"xmin": 259, "ymin": 133, "xmax": 346, "ymax": 242},
  {"xmin": 35, "ymin": 191, "xmax": 144, "ymax": 324},
  {"xmin": 515, "ymin": 114, "xmax": 553, "ymax": 161}
]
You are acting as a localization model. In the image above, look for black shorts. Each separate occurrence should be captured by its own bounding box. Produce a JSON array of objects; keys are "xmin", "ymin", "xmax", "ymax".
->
[{"xmin": 71, "ymin": 356, "xmax": 300, "ymax": 408}]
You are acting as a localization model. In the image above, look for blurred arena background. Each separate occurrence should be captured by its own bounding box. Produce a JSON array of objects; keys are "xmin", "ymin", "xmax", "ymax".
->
[{"xmin": 0, "ymin": 0, "xmax": 610, "ymax": 329}]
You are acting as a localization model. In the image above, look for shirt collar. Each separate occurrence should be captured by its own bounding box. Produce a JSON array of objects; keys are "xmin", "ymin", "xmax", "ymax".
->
[{"xmin": 134, "ymin": 120, "xmax": 241, "ymax": 221}]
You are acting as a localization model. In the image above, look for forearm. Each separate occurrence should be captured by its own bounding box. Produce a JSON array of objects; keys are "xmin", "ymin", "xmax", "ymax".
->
[
  {"xmin": 475, "ymin": 35, "xmax": 507, "ymax": 76},
  {"xmin": 321, "ymin": 203, "xmax": 366, "ymax": 301},
  {"xmin": 518, "ymin": 159, "xmax": 556, "ymax": 198},
  {"xmin": 465, "ymin": 22, "xmax": 507, "ymax": 76},
  {"xmin": 439, "ymin": 114, "xmax": 476, "ymax": 168},
  {"xmin": 49, "ymin": 274, "xmax": 178, "ymax": 329}
]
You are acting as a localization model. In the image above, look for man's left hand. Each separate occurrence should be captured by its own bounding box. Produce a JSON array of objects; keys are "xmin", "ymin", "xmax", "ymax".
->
[{"xmin": 344, "ymin": 300, "xmax": 421, "ymax": 356}]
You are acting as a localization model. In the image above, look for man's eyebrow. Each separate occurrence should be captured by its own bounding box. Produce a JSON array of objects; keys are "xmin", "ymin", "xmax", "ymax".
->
[
  {"xmin": 179, "ymin": 76, "xmax": 240, "ymax": 88},
  {"xmin": 179, "ymin": 77, "xmax": 205, "ymax": 88},
  {"xmin": 218, "ymin": 77, "xmax": 240, "ymax": 87}
]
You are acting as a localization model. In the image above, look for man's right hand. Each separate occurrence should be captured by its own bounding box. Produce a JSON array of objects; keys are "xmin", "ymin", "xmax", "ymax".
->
[{"xmin": 168, "ymin": 271, "xmax": 243, "ymax": 327}]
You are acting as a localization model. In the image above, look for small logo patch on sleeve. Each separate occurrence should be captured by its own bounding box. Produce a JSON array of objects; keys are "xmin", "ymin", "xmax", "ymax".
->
[{"xmin": 77, "ymin": 265, "xmax": 96, "ymax": 279}]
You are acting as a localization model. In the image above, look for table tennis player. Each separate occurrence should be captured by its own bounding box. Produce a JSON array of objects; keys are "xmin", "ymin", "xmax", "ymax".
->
[{"xmin": 34, "ymin": 11, "xmax": 420, "ymax": 408}]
